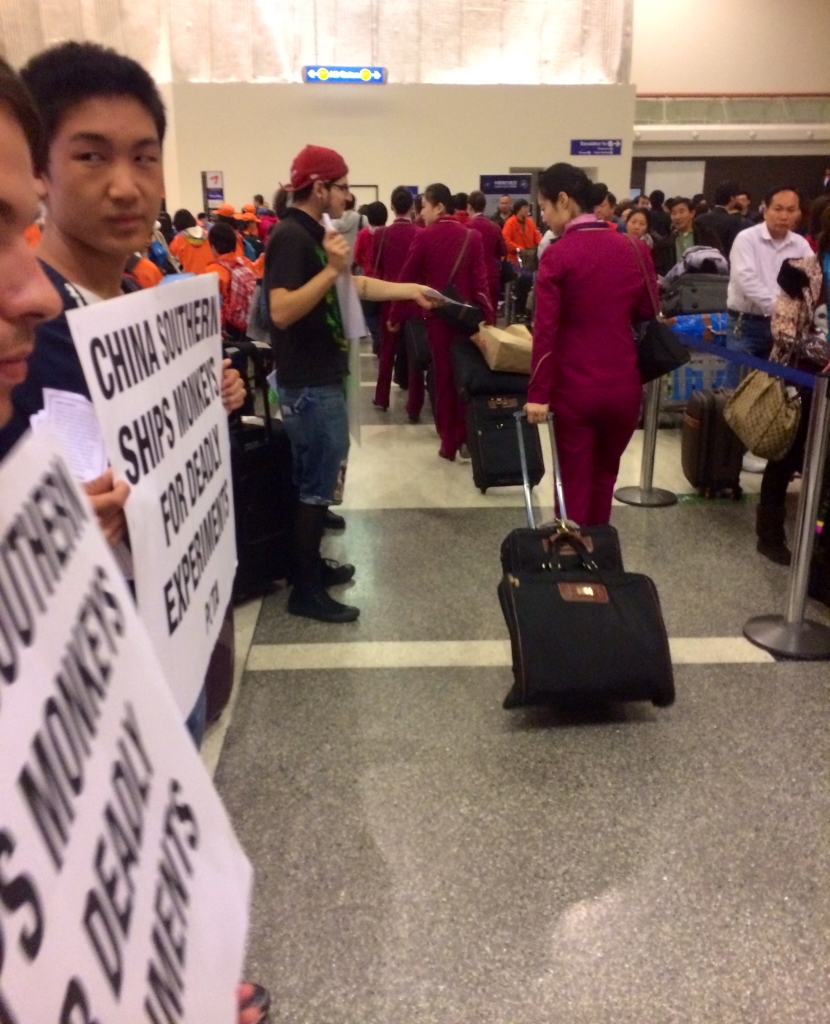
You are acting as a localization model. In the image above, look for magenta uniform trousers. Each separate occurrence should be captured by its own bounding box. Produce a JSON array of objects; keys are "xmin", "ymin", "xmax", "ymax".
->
[
  {"xmin": 407, "ymin": 318, "xmax": 465, "ymax": 455},
  {"xmin": 552, "ymin": 383, "xmax": 642, "ymax": 526},
  {"xmin": 373, "ymin": 303, "xmax": 396, "ymax": 409}
]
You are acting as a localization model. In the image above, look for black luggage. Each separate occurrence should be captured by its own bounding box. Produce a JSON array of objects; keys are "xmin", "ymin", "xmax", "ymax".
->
[
  {"xmin": 466, "ymin": 394, "xmax": 544, "ymax": 494},
  {"xmin": 499, "ymin": 413, "xmax": 675, "ymax": 710},
  {"xmin": 681, "ymin": 388, "xmax": 744, "ymax": 498},
  {"xmin": 661, "ymin": 273, "xmax": 729, "ymax": 316},
  {"xmin": 451, "ymin": 338, "xmax": 531, "ymax": 400},
  {"xmin": 204, "ymin": 603, "xmax": 235, "ymax": 723},
  {"xmin": 228, "ymin": 340, "xmax": 296, "ymax": 602}
]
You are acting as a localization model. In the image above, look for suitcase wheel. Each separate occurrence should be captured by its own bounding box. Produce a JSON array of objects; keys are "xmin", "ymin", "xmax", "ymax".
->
[{"xmin": 480, "ymin": 487, "xmax": 487, "ymax": 494}]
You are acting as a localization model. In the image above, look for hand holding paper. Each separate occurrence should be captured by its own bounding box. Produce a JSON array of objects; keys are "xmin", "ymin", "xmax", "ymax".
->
[
  {"xmin": 83, "ymin": 469, "xmax": 130, "ymax": 546},
  {"xmin": 323, "ymin": 228, "xmax": 350, "ymax": 275}
]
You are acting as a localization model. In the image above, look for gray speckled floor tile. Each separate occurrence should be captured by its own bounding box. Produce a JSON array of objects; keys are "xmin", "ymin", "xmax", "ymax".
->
[
  {"xmin": 216, "ymin": 663, "xmax": 830, "ymax": 1024},
  {"xmin": 252, "ymin": 503, "xmax": 828, "ymax": 645}
]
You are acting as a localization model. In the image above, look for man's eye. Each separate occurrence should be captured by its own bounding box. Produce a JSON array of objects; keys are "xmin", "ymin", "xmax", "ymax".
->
[
  {"xmin": 77, "ymin": 151, "xmax": 105, "ymax": 163},
  {"xmin": 137, "ymin": 154, "xmax": 160, "ymax": 165}
]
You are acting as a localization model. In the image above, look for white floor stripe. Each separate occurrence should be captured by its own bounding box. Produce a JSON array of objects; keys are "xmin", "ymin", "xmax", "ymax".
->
[{"xmin": 246, "ymin": 636, "xmax": 774, "ymax": 672}]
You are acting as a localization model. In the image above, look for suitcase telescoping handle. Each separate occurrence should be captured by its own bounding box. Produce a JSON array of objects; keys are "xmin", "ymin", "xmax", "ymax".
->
[{"xmin": 513, "ymin": 410, "xmax": 567, "ymax": 529}]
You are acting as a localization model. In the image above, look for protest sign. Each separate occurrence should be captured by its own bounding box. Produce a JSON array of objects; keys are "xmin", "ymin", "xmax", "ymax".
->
[
  {"xmin": 68, "ymin": 276, "xmax": 236, "ymax": 716},
  {"xmin": 0, "ymin": 431, "xmax": 251, "ymax": 1024}
]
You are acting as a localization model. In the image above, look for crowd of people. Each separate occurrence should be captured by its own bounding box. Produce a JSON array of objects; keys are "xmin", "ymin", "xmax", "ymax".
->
[{"xmin": 2, "ymin": 34, "xmax": 830, "ymax": 1021}]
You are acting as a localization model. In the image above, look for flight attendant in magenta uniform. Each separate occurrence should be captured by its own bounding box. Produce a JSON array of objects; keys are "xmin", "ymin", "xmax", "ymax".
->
[
  {"xmin": 525, "ymin": 163, "xmax": 656, "ymax": 525},
  {"xmin": 389, "ymin": 182, "xmax": 493, "ymax": 460}
]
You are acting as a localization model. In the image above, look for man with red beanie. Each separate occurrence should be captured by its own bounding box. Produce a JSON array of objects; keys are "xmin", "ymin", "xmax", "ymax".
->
[{"xmin": 266, "ymin": 144, "xmax": 435, "ymax": 623}]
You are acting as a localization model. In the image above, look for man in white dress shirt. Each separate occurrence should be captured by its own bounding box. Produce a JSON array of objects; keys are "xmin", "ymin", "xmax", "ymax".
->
[{"xmin": 725, "ymin": 186, "xmax": 812, "ymax": 388}]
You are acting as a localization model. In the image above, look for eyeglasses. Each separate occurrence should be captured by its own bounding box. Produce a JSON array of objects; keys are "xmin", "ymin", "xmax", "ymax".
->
[{"xmin": 328, "ymin": 182, "xmax": 350, "ymax": 193}]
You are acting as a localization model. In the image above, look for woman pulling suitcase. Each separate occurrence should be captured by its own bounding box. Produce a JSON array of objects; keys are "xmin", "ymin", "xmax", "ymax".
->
[{"xmin": 525, "ymin": 163, "xmax": 657, "ymax": 525}]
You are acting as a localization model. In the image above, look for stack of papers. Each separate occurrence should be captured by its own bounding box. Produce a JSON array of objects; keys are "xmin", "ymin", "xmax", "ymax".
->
[{"xmin": 29, "ymin": 388, "xmax": 108, "ymax": 482}]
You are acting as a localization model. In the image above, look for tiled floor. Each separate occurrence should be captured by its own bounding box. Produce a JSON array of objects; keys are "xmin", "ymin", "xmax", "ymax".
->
[{"xmin": 209, "ymin": 347, "xmax": 830, "ymax": 1023}]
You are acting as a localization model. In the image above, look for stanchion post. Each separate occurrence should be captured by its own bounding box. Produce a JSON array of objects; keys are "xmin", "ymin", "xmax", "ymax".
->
[
  {"xmin": 614, "ymin": 376, "xmax": 678, "ymax": 508},
  {"xmin": 744, "ymin": 372, "xmax": 830, "ymax": 659}
]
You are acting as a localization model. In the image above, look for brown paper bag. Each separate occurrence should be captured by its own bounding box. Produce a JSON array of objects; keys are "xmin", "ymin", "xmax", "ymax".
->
[{"xmin": 475, "ymin": 323, "xmax": 533, "ymax": 374}]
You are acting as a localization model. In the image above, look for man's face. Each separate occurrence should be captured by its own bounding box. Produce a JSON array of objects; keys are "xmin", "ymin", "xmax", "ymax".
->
[
  {"xmin": 736, "ymin": 193, "xmax": 751, "ymax": 216},
  {"xmin": 637, "ymin": 195, "xmax": 651, "ymax": 209},
  {"xmin": 595, "ymin": 197, "xmax": 614, "ymax": 221},
  {"xmin": 499, "ymin": 196, "xmax": 511, "ymax": 216},
  {"xmin": 671, "ymin": 202, "xmax": 694, "ymax": 233},
  {"xmin": 764, "ymin": 190, "xmax": 800, "ymax": 239},
  {"xmin": 323, "ymin": 176, "xmax": 349, "ymax": 219},
  {"xmin": 0, "ymin": 105, "xmax": 62, "ymax": 426},
  {"xmin": 39, "ymin": 95, "xmax": 163, "ymax": 260},
  {"xmin": 516, "ymin": 204, "xmax": 528, "ymax": 223}
]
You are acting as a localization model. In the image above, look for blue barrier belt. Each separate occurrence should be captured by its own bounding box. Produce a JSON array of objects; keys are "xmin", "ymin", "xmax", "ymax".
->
[{"xmin": 679, "ymin": 334, "xmax": 818, "ymax": 390}]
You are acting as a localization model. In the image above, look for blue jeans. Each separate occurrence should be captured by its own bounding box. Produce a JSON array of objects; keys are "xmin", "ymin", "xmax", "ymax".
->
[
  {"xmin": 185, "ymin": 685, "xmax": 207, "ymax": 747},
  {"xmin": 725, "ymin": 313, "xmax": 773, "ymax": 388},
  {"xmin": 279, "ymin": 383, "xmax": 350, "ymax": 505}
]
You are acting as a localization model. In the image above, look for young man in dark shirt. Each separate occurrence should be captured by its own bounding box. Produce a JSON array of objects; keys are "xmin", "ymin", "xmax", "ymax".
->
[{"xmin": 266, "ymin": 145, "xmax": 434, "ymax": 623}]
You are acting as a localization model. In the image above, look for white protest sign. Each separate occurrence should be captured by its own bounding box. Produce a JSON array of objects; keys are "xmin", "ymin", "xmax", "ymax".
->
[
  {"xmin": 0, "ymin": 432, "xmax": 251, "ymax": 1024},
  {"xmin": 68, "ymin": 275, "xmax": 236, "ymax": 716}
]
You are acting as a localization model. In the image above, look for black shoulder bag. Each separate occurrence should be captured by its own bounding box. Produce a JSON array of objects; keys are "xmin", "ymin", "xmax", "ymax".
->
[
  {"xmin": 626, "ymin": 235, "xmax": 690, "ymax": 384},
  {"xmin": 434, "ymin": 231, "xmax": 485, "ymax": 336}
]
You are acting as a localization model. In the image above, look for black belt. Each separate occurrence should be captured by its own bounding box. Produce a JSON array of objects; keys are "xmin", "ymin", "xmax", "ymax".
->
[{"xmin": 727, "ymin": 309, "xmax": 771, "ymax": 322}]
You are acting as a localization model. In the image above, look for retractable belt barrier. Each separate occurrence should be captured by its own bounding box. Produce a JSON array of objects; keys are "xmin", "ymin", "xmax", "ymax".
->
[{"xmin": 614, "ymin": 338, "xmax": 830, "ymax": 660}]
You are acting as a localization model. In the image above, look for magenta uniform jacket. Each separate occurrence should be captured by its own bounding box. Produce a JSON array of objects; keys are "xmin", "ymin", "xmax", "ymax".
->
[
  {"xmin": 390, "ymin": 215, "xmax": 493, "ymax": 457},
  {"xmin": 528, "ymin": 222, "xmax": 655, "ymax": 402},
  {"xmin": 373, "ymin": 217, "xmax": 419, "ymax": 282},
  {"xmin": 372, "ymin": 217, "xmax": 420, "ymax": 409},
  {"xmin": 466, "ymin": 213, "xmax": 507, "ymax": 312},
  {"xmin": 529, "ymin": 219, "xmax": 657, "ymax": 526},
  {"xmin": 389, "ymin": 215, "xmax": 494, "ymax": 325}
]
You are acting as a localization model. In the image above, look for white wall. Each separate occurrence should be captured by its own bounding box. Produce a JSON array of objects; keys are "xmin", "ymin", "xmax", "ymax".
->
[
  {"xmin": 165, "ymin": 83, "xmax": 636, "ymax": 215},
  {"xmin": 631, "ymin": 0, "xmax": 830, "ymax": 94}
]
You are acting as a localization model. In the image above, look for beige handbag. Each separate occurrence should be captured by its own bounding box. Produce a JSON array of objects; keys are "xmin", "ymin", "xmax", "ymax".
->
[{"xmin": 724, "ymin": 369, "xmax": 801, "ymax": 461}]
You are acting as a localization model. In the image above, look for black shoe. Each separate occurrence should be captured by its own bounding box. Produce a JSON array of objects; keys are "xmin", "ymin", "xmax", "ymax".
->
[
  {"xmin": 288, "ymin": 584, "xmax": 360, "ymax": 622},
  {"xmin": 324, "ymin": 508, "xmax": 346, "ymax": 531},
  {"xmin": 321, "ymin": 558, "xmax": 356, "ymax": 586},
  {"xmin": 371, "ymin": 399, "xmax": 388, "ymax": 412},
  {"xmin": 407, "ymin": 414, "xmax": 421, "ymax": 425}
]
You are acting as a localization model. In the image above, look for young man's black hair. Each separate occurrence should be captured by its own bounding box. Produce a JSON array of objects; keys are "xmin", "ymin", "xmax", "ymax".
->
[
  {"xmin": 365, "ymin": 201, "xmax": 388, "ymax": 227},
  {"xmin": 19, "ymin": 41, "xmax": 166, "ymax": 171},
  {"xmin": 512, "ymin": 198, "xmax": 530, "ymax": 216},
  {"xmin": 208, "ymin": 222, "xmax": 238, "ymax": 255},
  {"xmin": 668, "ymin": 196, "xmax": 693, "ymax": 211},
  {"xmin": 390, "ymin": 186, "xmax": 414, "ymax": 216}
]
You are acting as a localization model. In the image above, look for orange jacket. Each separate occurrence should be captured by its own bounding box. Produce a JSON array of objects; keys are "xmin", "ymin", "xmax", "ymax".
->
[
  {"xmin": 502, "ymin": 214, "xmax": 542, "ymax": 263},
  {"xmin": 170, "ymin": 228, "xmax": 216, "ymax": 274},
  {"xmin": 24, "ymin": 223, "xmax": 41, "ymax": 248},
  {"xmin": 131, "ymin": 256, "xmax": 163, "ymax": 289}
]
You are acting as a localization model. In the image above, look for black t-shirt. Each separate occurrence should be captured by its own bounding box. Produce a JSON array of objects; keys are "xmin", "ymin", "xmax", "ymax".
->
[{"xmin": 264, "ymin": 208, "xmax": 348, "ymax": 389}]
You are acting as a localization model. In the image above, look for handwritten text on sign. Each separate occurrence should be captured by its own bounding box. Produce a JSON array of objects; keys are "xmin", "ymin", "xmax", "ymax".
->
[
  {"xmin": 0, "ymin": 432, "xmax": 250, "ymax": 1023},
  {"xmin": 68, "ymin": 276, "xmax": 237, "ymax": 715}
]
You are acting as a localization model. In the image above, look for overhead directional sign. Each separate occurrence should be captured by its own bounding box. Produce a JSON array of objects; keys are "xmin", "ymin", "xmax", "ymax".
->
[
  {"xmin": 304, "ymin": 66, "xmax": 387, "ymax": 84},
  {"xmin": 570, "ymin": 138, "xmax": 623, "ymax": 156}
]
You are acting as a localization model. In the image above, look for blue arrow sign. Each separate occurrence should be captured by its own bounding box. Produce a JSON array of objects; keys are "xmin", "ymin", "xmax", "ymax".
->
[{"xmin": 304, "ymin": 66, "xmax": 387, "ymax": 84}]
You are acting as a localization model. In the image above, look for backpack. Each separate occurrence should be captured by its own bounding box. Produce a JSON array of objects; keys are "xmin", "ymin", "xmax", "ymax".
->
[
  {"xmin": 217, "ymin": 256, "xmax": 257, "ymax": 332},
  {"xmin": 242, "ymin": 233, "xmax": 263, "ymax": 261}
]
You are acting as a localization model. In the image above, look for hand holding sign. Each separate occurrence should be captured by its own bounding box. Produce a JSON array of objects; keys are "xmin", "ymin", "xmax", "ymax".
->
[{"xmin": 83, "ymin": 469, "xmax": 130, "ymax": 546}]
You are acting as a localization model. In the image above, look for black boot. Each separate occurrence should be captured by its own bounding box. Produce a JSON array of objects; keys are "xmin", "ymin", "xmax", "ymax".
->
[
  {"xmin": 287, "ymin": 503, "xmax": 359, "ymax": 622},
  {"xmin": 756, "ymin": 505, "xmax": 791, "ymax": 565},
  {"xmin": 324, "ymin": 508, "xmax": 346, "ymax": 531}
]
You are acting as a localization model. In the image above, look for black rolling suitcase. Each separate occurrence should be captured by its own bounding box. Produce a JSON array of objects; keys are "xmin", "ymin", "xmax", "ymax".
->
[
  {"xmin": 467, "ymin": 395, "xmax": 544, "ymax": 493},
  {"xmin": 681, "ymin": 388, "xmax": 744, "ymax": 498},
  {"xmin": 228, "ymin": 340, "xmax": 296, "ymax": 602},
  {"xmin": 451, "ymin": 339, "xmax": 544, "ymax": 493},
  {"xmin": 499, "ymin": 412, "xmax": 675, "ymax": 710}
]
